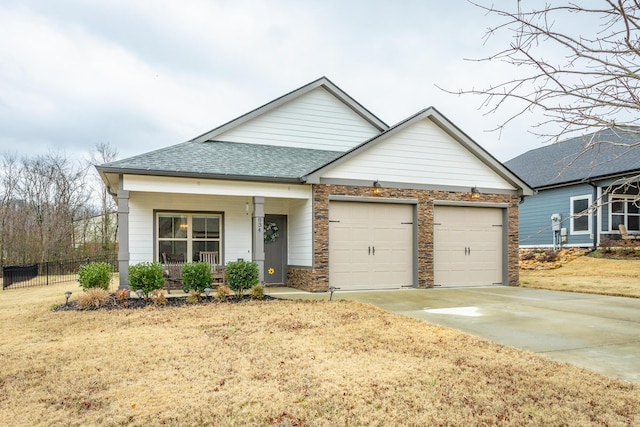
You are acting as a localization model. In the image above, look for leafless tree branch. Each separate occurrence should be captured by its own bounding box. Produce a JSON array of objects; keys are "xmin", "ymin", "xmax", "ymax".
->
[{"xmin": 442, "ymin": 1, "xmax": 640, "ymax": 144}]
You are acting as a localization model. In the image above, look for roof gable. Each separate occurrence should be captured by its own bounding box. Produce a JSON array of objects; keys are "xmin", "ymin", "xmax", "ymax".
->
[
  {"xmin": 505, "ymin": 128, "xmax": 640, "ymax": 189},
  {"xmin": 97, "ymin": 79, "xmax": 531, "ymax": 196},
  {"xmin": 191, "ymin": 77, "xmax": 387, "ymax": 151},
  {"xmin": 306, "ymin": 108, "xmax": 533, "ymax": 195}
]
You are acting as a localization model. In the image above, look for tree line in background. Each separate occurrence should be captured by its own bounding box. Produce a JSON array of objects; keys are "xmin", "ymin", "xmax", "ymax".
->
[{"xmin": 0, "ymin": 143, "xmax": 117, "ymax": 266}]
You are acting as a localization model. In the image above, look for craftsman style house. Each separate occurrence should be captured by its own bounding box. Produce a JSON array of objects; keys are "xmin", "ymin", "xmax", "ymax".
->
[{"xmin": 97, "ymin": 77, "xmax": 532, "ymax": 291}]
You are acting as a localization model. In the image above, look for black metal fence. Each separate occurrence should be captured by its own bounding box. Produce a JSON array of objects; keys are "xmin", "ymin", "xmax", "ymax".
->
[{"xmin": 1, "ymin": 253, "xmax": 118, "ymax": 290}]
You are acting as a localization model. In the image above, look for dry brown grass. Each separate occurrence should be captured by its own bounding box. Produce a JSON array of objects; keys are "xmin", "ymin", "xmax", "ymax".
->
[
  {"xmin": 1, "ymin": 282, "xmax": 639, "ymax": 426},
  {"xmin": 520, "ymin": 256, "xmax": 640, "ymax": 298}
]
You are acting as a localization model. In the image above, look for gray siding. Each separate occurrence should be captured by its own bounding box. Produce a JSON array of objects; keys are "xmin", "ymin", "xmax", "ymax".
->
[{"xmin": 519, "ymin": 184, "xmax": 595, "ymax": 247}]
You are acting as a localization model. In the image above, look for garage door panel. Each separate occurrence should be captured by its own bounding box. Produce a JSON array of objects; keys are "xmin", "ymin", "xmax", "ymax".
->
[
  {"xmin": 434, "ymin": 206, "xmax": 503, "ymax": 287},
  {"xmin": 329, "ymin": 202, "xmax": 413, "ymax": 290}
]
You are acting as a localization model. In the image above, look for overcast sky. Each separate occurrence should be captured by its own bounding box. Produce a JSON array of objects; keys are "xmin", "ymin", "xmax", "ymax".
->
[{"xmin": 0, "ymin": 0, "xmax": 549, "ymax": 164}]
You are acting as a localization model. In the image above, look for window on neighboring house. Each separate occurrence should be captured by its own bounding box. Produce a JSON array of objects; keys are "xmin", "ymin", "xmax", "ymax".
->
[
  {"xmin": 157, "ymin": 213, "xmax": 222, "ymax": 262},
  {"xmin": 611, "ymin": 196, "xmax": 640, "ymax": 232},
  {"xmin": 570, "ymin": 195, "xmax": 592, "ymax": 234}
]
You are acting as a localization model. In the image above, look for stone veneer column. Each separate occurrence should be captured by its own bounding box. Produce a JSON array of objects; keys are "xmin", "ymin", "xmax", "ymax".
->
[
  {"xmin": 252, "ymin": 196, "xmax": 265, "ymax": 283},
  {"xmin": 117, "ymin": 187, "xmax": 130, "ymax": 290}
]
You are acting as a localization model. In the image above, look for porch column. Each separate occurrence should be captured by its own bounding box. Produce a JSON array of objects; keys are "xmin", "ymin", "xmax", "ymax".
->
[
  {"xmin": 252, "ymin": 196, "xmax": 265, "ymax": 283},
  {"xmin": 117, "ymin": 189, "xmax": 130, "ymax": 289}
]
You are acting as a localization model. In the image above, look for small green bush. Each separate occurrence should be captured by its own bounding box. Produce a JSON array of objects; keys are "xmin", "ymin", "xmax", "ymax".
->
[
  {"xmin": 128, "ymin": 262, "xmax": 165, "ymax": 299},
  {"xmin": 226, "ymin": 260, "xmax": 259, "ymax": 296},
  {"xmin": 78, "ymin": 262, "xmax": 113, "ymax": 291},
  {"xmin": 181, "ymin": 262, "xmax": 214, "ymax": 293}
]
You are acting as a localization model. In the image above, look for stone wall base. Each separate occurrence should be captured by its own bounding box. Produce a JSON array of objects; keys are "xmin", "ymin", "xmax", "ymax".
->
[{"xmin": 287, "ymin": 267, "xmax": 328, "ymax": 292}]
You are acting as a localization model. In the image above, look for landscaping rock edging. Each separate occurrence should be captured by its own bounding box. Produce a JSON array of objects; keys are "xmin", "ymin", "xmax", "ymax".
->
[{"xmin": 519, "ymin": 248, "xmax": 588, "ymax": 270}]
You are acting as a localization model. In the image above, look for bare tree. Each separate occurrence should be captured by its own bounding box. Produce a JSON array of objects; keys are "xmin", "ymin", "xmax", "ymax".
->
[
  {"xmin": 0, "ymin": 153, "xmax": 20, "ymax": 264},
  {"xmin": 452, "ymin": 1, "xmax": 640, "ymax": 142},
  {"xmin": 17, "ymin": 153, "xmax": 90, "ymax": 263},
  {"xmin": 49, "ymin": 153, "xmax": 91, "ymax": 258},
  {"xmin": 0, "ymin": 151, "xmax": 92, "ymax": 265},
  {"xmin": 89, "ymin": 142, "xmax": 118, "ymax": 252},
  {"xmin": 444, "ymin": 2, "xmax": 640, "ymax": 245}
]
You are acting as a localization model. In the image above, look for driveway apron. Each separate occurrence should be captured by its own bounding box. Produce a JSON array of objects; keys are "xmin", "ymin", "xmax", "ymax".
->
[{"xmin": 272, "ymin": 286, "xmax": 640, "ymax": 384}]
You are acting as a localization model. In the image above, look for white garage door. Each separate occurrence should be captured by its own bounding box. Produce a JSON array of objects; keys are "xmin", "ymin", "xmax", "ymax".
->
[
  {"xmin": 433, "ymin": 206, "xmax": 504, "ymax": 287},
  {"xmin": 329, "ymin": 202, "xmax": 413, "ymax": 290}
]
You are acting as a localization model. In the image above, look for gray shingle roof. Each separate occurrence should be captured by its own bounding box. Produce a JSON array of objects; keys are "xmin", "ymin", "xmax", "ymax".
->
[
  {"xmin": 99, "ymin": 140, "xmax": 343, "ymax": 181},
  {"xmin": 505, "ymin": 128, "xmax": 640, "ymax": 189}
]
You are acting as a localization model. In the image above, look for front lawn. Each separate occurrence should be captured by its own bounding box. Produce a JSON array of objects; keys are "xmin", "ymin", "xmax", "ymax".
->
[
  {"xmin": 520, "ymin": 256, "xmax": 640, "ymax": 298},
  {"xmin": 1, "ymin": 281, "xmax": 638, "ymax": 426}
]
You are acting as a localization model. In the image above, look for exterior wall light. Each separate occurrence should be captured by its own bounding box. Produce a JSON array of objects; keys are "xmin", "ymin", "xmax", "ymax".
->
[
  {"xmin": 372, "ymin": 180, "xmax": 382, "ymax": 196},
  {"xmin": 470, "ymin": 186, "xmax": 480, "ymax": 199}
]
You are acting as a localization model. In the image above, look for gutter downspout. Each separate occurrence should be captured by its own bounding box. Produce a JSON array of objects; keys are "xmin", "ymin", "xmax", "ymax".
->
[{"xmin": 590, "ymin": 182, "xmax": 599, "ymax": 251}]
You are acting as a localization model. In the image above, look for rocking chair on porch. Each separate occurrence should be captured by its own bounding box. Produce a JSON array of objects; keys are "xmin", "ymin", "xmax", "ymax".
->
[
  {"xmin": 161, "ymin": 253, "xmax": 185, "ymax": 293},
  {"xmin": 199, "ymin": 251, "xmax": 226, "ymax": 285},
  {"xmin": 618, "ymin": 224, "xmax": 640, "ymax": 241}
]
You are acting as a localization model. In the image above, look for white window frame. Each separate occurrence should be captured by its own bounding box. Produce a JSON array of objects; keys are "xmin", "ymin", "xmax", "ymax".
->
[
  {"xmin": 570, "ymin": 195, "xmax": 592, "ymax": 235},
  {"xmin": 156, "ymin": 212, "xmax": 223, "ymax": 263},
  {"xmin": 610, "ymin": 195, "xmax": 640, "ymax": 233}
]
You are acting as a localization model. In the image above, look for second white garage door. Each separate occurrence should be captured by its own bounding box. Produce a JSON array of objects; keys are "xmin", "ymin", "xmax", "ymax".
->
[
  {"xmin": 329, "ymin": 202, "xmax": 414, "ymax": 290},
  {"xmin": 433, "ymin": 205, "xmax": 504, "ymax": 287}
]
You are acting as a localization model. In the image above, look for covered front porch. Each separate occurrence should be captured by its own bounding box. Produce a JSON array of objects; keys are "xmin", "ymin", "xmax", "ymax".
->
[
  {"xmin": 113, "ymin": 174, "xmax": 313, "ymax": 289},
  {"xmin": 595, "ymin": 179, "xmax": 640, "ymax": 244}
]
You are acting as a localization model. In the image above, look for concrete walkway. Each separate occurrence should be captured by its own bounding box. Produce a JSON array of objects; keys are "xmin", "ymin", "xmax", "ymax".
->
[{"xmin": 269, "ymin": 286, "xmax": 640, "ymax": 384}]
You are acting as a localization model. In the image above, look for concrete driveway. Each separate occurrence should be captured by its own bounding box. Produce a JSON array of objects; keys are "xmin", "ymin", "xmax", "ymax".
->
[{"xmin": 270, "ymin": 286, "xmax": 640, "ymax": 384}]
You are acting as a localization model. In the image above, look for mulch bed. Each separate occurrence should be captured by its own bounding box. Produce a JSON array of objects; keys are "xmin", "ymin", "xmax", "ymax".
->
[{"xmin": 53, "ymin": 294, "xmax": 278, "ymax": 312}]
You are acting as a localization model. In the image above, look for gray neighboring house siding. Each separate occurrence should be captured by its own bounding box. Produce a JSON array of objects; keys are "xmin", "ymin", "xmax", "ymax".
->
[
  {"xmin": 518, "ymin": 184, "xmax": 595, "ymax": 248},
  {"xmin": 506, "ymin": 127, "xmax": 640, "ymax": 248}
]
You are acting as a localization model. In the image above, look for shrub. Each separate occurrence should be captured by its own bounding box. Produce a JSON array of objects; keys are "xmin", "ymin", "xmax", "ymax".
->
[
  {"xmin": 114, "ymin": 288, "xmax": 130, "ymax": 307},
  {"xmin": 216, "ymin": 285, "xmax": 231, "ymax": 301},
  {"xmin": 599, "ymin": 237, "xmax": 616, "ymax": 253},
  {"xmin": 78, "ymin": 262, "xmax": 113, "ymax": 291},
  {"xmin": 151, "ymin": 289, "xmax": 167, "ymax": 306},
  {"xmin": 249, "ymin": 284, "xmax": 264, "ymax": 300},
  {"xmin": 181, "ymin": 262, "xmax": 214, "ymax": 293},
  {"xmin": 225, "ymin": 260, "xmax": 259, "ymax": 296},
  {"xmin": 186, "ymin": 290, "xmax": 201, "ymax": 304},
  {"xmin": 77, "ymin": 288, "xmax": 112, "ymax": 310},
  {"xmin": 520, "ymin": 250, "xmax": 536, "ymax": 261},
  {"xmin": 128, "ymin": 262, "xmax": 165, "ymax": 299},
  {"xmin": 539, "ymin": 250, "xmax": 558, "ymax": 262}
]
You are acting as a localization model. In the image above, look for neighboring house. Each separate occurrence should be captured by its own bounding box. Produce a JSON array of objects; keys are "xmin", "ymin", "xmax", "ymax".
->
[
  {"xmin": 97, "ymin": 77, "xmax": 532, "ymax": 291},
  {"xmin": 505, "ymin": 128, "xmax": 640, "ymax": 249}
]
